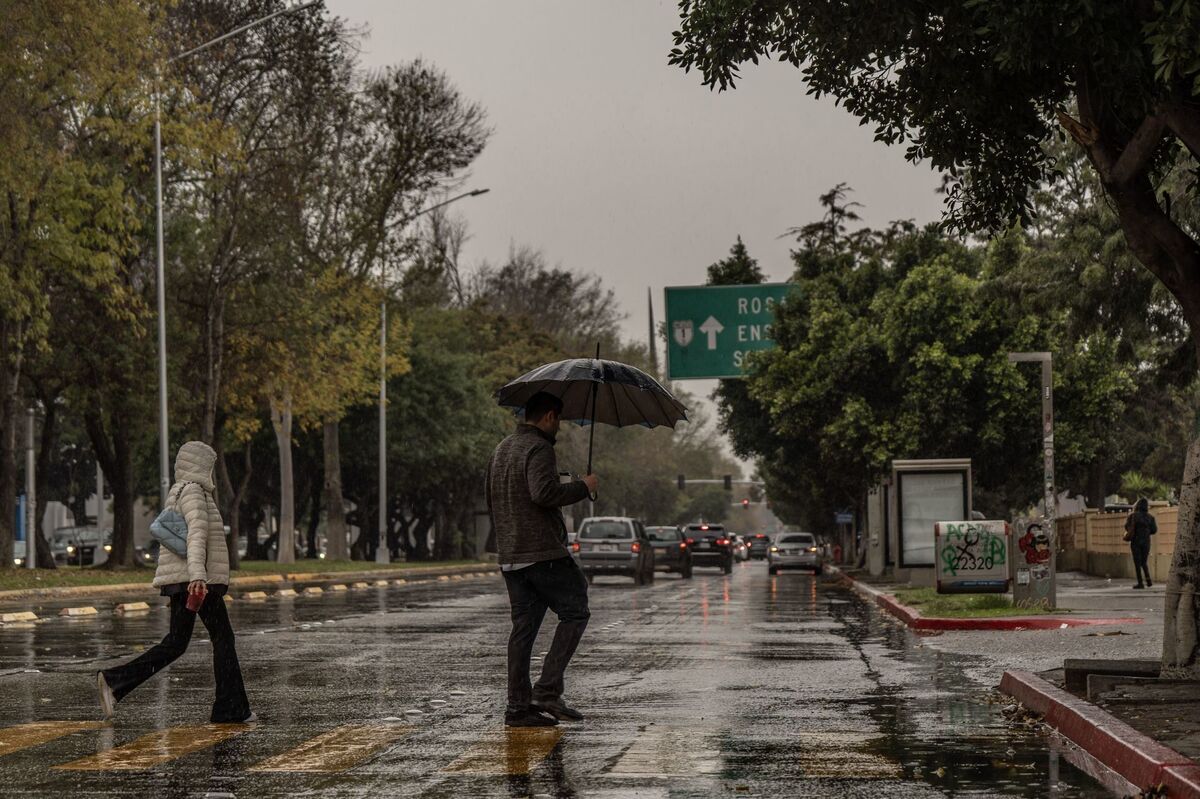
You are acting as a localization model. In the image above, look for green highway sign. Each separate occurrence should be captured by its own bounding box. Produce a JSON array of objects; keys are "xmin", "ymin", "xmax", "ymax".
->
[{"xmin": 664, "ymin": 283, "xmax": 793, "ymax": 380}]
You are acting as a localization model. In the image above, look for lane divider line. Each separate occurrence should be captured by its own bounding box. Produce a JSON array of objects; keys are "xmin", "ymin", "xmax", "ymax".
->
[
  {"xmin": 249, "ymin": 723, "xmax": 414, "ymax": 773},
  {"xmin": 0, "ymin": 721, "xmax": 108, "ymax": 758},
  {"xmin": 54, "ymin": 724, "xmax": 251, "ymax": 771},
  {"xmin": 441, "ymin": 727, "xmax": 563, "ymax": 775}
]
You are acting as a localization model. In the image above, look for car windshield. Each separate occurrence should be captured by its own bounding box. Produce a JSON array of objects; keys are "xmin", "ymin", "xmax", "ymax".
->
[
  {"xmin": 645, "ymin": 528, "xmax": 678, "ymax": 541},
  {"xmin": 580, "ymin": 521, "xmax": 633, "ymax": 540},
  {"xmin": 779, "ymin": 534, "xmax": 815, "ymax": 545}
]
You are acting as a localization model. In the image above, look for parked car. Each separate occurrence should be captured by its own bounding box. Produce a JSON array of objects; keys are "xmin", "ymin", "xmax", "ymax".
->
[
  {"xmin": 52, "ymin": 526, "xmax": 111, "ymax": 566},
  {"xmin": 768, "ymin": 531, "xmax": 825, "ymax": 575},
  {"xmin": 745, "ymin": 533, "xmax": 772, "ymax": 560},
  {"xmin": 645, "ymin": 525, "xmax": 692, "ymax": 579},
  {"xmin": 683, "ymin": 523, "xmax": 734, "ymax": 574},
  {"xmin": 577, "ymin": 517, "xmax": 655, "ymax": 584}
]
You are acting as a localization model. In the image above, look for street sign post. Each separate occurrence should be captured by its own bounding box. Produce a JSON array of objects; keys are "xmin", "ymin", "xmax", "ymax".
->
[{"xmin": 664, "ymin": 284, "xmax": 792, "ymax": 380}]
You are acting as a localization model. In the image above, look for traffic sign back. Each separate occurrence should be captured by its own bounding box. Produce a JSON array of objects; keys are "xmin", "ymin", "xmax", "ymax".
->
[{"xmin": 664, "ymin": 284, "xmax": 792, "ymax": 380}]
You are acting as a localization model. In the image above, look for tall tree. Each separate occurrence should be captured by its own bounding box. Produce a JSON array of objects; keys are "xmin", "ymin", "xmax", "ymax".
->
[
  {"xmin": 0, "ymin": 0, "xmax": 153, "ymax": 566},
  {"xmin": 672, "ymin": 0, "xmax": 1200, "ymax": 675}
]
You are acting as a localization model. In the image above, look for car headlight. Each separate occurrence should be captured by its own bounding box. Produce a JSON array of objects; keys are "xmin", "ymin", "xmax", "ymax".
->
[
  {"xmin": 769, "ymin": 546, "xmax": 779, "ymax": 552},
  {"xmin": 13, "ymin": 558, "xmax": 22, "ymax": 566},
  {"xmin": 66, "ymin": 545, "xmax": 75, "ymax": 554},
  {"xmin": 103, "ymin": 544, "xmax": 112, "ymax": 552}
]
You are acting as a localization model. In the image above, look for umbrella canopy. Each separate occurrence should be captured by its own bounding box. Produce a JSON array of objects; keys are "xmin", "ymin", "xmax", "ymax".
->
[{"xmin": 496, "ymin": 357, "xmax": 688, "ymax": 429}]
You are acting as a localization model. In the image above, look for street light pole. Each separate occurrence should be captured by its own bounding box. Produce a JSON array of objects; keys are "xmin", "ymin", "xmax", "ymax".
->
[
  {"xmin": 376, "ymin": 188, "xmax": 490, "ymax": 564},
  {"xmin": 153, "ymin": 1, "xmax": 321, "ymax": 506}
]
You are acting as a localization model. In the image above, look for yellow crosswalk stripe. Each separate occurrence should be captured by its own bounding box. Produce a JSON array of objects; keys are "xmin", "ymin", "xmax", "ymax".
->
[
  {"xmin": 0, "ymin": 721, "xmax": 108, "ymax": 758},
  {"xmin": 54, "ymin": 724, "xmax": 250, "ymax": 771},
  {"xmin": 608, "ymin": 725, "xmax": 722, "ymax": 777},
  {"xmin": 249, "ymin": 724, "xmax": 414, "ymax": 772},
  {"xmin": 442, "ymin": 727, "xmax": 562, "ymax": 775}
]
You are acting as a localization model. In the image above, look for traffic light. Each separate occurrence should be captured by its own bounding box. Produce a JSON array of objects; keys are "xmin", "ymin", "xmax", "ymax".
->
[
  {"xmin": 742, "ymin": 498, "xmax": 750, "ymax": 509},
  {"xmin": 677, "ymin": 474, "xmax": 685, "ymax": 490},
  {"xmin": 723, "ymin": 474, "xmax": 732, "ymax": 491}
]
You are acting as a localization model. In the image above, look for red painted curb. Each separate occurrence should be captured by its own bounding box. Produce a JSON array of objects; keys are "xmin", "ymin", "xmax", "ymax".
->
[
  {"xmin": 836, "ymin": 570, "xmax": 1142, "ymax": 630},
  {"xmin": 1000, "ymin": 669, "xmax": 1199, "ymax": 797}
]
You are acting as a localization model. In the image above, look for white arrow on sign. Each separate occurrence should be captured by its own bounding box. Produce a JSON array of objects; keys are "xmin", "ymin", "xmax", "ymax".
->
[{"xmin": 699, "ymin": 316, "xmax": 724, "ymax": 350}]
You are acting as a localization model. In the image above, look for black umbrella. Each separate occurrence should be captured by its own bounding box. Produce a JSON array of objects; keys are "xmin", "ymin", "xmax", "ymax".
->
[{"xmin": 496, "ymin": 348, "xmax": 688, "ymax": 475}]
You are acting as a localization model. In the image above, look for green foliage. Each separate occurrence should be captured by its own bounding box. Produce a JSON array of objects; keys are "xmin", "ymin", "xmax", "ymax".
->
[
  {"xmin": 670, "ymin": 1, "xmax": 1200, "ymax": 232},
  {"xmin": 715, "ymin": 186, "xmax": 1182, "ymax": 532},
  {"xmin": 1120, "ymin": 471, "xmax": 1174, "ymax": 502}
]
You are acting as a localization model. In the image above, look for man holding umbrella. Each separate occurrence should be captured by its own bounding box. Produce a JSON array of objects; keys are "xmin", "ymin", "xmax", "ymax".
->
[{"xmin": 487, "ymin": 391, "xmax": 599, "ymax": 727}]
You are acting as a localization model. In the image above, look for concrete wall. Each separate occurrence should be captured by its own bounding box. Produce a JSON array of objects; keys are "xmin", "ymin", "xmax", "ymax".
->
[{"xmin": 1058, "ymin": 503, "xmax": 1175, "ymax": 582}]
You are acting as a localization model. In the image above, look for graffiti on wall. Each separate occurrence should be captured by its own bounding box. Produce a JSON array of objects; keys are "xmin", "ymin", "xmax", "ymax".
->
[{"xmin": 934, "ymin": 520, "xmax": 1010, "ymax": 593}]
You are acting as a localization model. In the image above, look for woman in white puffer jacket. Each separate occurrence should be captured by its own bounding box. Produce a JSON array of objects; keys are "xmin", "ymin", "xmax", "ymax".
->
[{"xmin": 95, "ymin": 441, "xmax": 254, "ymax": 724}]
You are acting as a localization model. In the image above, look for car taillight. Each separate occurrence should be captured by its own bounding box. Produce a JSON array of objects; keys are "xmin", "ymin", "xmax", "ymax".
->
[
  {"xmin": 715, "ymin": 538, "xmax": 728, "ymax": 546},
  {"xmin": 571, "ymin": 542, "xmax": 580, "ymax": 553},
  {"xmin": 631, "ymin": 541, "xmax": 641, "ymax": 553},
  {"xmin": 679, "ymin": 541, "xmax": 687, "ymax": 550},
  {"xmin": 686, "ymin": 538, "xmax": 695, "ymax": 545}
]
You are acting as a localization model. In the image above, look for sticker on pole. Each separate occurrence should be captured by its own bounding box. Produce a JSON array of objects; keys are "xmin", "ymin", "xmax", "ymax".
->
[{"xmin": 934, "ymin": 520, "xmax": 1010, "ymax": 594}]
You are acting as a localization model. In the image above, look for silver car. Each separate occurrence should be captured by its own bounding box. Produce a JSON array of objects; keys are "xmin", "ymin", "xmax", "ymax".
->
[
  {"xmin": 576, "ymin": 517, "xmax": 655, "ymax": 585},
  {"xmin": 768, "ymin": 531, "xmax": 824, "ymax": 575}
]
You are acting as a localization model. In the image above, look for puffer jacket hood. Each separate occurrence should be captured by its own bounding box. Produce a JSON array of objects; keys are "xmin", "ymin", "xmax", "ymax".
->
[
  {"xmin": 175, "ymin": 440, "xmax": 216, "ymax": 492},
  {"xmin": 153, "ymin": 440, "xmax": 228, "ymax": 588}
]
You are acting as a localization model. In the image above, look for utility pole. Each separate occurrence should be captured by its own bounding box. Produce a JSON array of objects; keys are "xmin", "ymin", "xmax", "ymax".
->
[
  {"xmin": 25, "ymin": 408, "xmax": 36, "ymax": 570},
  {"xmin": 647, "ymin": 287, "xmax": 659, "ymax": 375},
  {"xmin": 1008, "ymin": 351, "xmax": 1056, "ymax": 608}
]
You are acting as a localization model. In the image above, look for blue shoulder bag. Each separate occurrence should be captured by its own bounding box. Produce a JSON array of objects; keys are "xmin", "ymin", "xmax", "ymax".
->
[{"xmin": 149, "ymin": 483, "xmax": 195, "ymax": 558}]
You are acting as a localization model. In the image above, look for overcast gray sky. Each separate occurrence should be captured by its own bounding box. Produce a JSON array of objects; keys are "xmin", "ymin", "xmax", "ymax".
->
[{"xmin": 337, "ymin": 0, "xmax": 945, "ymax": 456}]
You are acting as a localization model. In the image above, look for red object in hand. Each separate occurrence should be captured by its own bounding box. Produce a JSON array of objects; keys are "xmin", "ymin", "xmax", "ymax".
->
[{"xmin": 185, "ymin": 590, "xmax": 206, "ymax": 612}]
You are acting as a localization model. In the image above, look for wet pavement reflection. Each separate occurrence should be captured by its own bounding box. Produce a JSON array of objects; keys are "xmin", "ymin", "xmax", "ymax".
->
[{"xmin": 0, "ymin": 565, "xmax": 1109, "ymax": 796}]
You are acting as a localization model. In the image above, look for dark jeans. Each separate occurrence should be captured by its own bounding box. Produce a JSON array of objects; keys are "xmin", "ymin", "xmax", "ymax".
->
[
  {"xmin": 102, "ymin": 591, "xmax": 250, "ymax": 723},
  {"xmin": 1131, "ymin": 539, "xmax": 1152, "ymax": 586},
  {"xmin": 502, "ymin": 557, "xmax": 590, "ymax": 713}
]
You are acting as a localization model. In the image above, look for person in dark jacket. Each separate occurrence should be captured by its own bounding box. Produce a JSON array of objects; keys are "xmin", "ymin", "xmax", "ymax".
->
[
  {"xmin": 486, "ymin": 391, "xmax": 598, "ymax": 727},
  {"xmin": 1125, "ymin": 498, "xmax": 1158, "ymax": 589}
]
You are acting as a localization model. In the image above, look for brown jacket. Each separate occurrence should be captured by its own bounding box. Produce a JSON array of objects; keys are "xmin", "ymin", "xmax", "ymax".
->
[{"xmin": 486, "ymin": 425, "xmax": 589, "ymax": 565}]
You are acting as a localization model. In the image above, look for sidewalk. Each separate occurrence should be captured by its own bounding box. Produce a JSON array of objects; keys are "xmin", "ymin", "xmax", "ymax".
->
[{"xmin": 843, "ymin": 569, "xmax": 1199, "ymax": 795}]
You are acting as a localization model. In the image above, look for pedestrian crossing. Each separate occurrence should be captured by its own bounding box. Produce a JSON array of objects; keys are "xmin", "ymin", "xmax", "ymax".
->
[
  {"xmin": 1, "ymin": 718, "xmax": 902, "ymax": 780},
  {"xmin": 249, "ymin": 723, "xmax": 415, "ymax": 772},
  {"xmin": 55, "ymin": 724, "xmax": 250, "ymax": 770},
  {"xmin": 0, "ymin": 721, "xmax": 108, "ymax": 758},
  {"xmin": 441, "ymin": 727, "xmax": 562, "ymax": 775}
]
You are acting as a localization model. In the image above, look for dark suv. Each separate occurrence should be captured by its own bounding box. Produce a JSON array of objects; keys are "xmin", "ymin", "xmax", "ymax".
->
[
  {"xmin": 745, "ymin": 533, "xmax": 772, "ymax": 560},
  {"xmin": 645, "ymin": 526, "xmax": 693, "ymax": 579},
  {"xmin": 683, "ymin": 523, "xmax": 734, "ymax": 574}
]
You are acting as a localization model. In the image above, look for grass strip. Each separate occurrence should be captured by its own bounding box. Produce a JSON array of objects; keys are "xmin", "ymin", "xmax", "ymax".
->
[
  {"xmin": 892, "ymin": 587, "xmax": 1053, "ymax": 618},
  {"xmin": 0, "ymin": 559, "xmax": 482, "ymax": 591}
]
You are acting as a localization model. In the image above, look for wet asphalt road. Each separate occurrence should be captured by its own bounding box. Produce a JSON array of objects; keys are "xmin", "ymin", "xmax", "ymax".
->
[{"xmin": 0, "ymin": 562, "xmax": 1110, "ymax": 798}]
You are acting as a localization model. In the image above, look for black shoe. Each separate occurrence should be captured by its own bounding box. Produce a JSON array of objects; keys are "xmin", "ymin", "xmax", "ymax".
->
[
  {"xmin": 531, "ymin": 700, "xmax": 584, "ymax": 721},
  {"xmin": 1133, "ymin": 583, "xmax": 1145, "ymax": 589},
  {"xmin": 504, "ymin": 708, "xmax": 558, "ymax": 728},
  {"xmin": 1147, "ymin": 580, "xmax": 1153, "ymax": 588}
]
